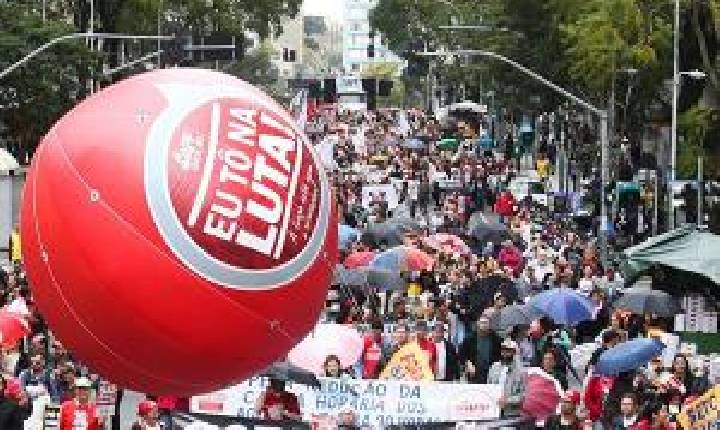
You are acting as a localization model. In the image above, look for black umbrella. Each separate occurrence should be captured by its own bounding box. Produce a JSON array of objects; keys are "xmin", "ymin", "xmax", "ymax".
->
[
  {"xmin": 260, "ymin": 361, "xmax": 321, "ymax": 389},
  {"xmin": 467, "ymin": 214, "xmax": 510, "ymax": 244},
  {"xmin": 363, "ymin": 222, "xmax": 407, "ymax": 247},
  {"xmin": 474, "ymin": 274, "xmax": 520, "ymax": 304},
  {"xmin": 332, "ymin": 265, "xmax": 368, "ymax": 287},
  {"xmin": 366, "ymin": 268, "xmax": 406, "ymax": 291},
  {"xmin": 613, "ymin": 288, "xmax": 680, "ymax": 317},
  {"xmin": 491, "ymin": 304, "xmax": 542, "ymax": 332}
]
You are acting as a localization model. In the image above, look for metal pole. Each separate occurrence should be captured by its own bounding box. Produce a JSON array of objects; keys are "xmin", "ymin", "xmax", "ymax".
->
[
  {"xmin": 600, "ymin": 112, "xmax": 610, "ymax": 266},
  {"xmin": 653, "ymin": 172, "xmax": 658, "ymax": 236},
  {"xmin": 42, "ymin": 0, "xmax": 46, "ymax": 22},
  {"xmin": 698, "ymin": 155, "xmax": 703, "ymax": 227},
  {"xmin": 157, "ymin": 0, "xmax": 162, "ymax": 67},
  {"xmin": 670, "ymin": 0, "xmax": 680, "ymax": 231}
]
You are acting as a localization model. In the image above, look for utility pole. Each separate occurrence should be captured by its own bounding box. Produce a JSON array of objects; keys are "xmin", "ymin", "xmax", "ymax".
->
[
  {"xmin": 698, "ymin": 156, "xmax": 704, "ymax": 227},
  {"xmin": 669, "ymin": 0, "xmax": 680, "ymax": 231}
]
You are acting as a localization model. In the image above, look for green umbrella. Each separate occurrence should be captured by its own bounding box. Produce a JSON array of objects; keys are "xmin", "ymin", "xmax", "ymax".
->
[{"xmin": 437, "ymin": 138, "xmax": 460, "ymax": 151}]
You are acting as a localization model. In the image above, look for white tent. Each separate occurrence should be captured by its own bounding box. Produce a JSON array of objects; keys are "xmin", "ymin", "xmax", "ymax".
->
[{"xmin": 0, "ymin": 148, "xmax": 19, "ymax": 171}]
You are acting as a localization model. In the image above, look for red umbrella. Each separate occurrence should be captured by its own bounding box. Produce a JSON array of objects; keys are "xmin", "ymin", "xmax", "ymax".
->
[
  {"xmin": 0, "ymin": 310, "xmax": 30, "ymax": 348},
  {"xmin": 287, "ymin": 324, "xmax": 364, "ymax": 375},
  {"xmin": 522, "ymin": 367, "xmax": 563, "ymax": 423},
  {"xmin": 401, "ymin": 247, "xmax": 434, "ymax": 271},
  {"xmin": 343, "ymin": 251, "xmax": 376, "ymax": 269},
  {"xmin": 423, "ymin": 233, "xmax": 471, "ymax": 255}
]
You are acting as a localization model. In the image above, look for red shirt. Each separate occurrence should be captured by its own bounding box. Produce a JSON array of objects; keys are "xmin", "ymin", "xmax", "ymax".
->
[
  {"xmin": 417, "ymin": 338, "xmax": 437, "ymax": 375},
  {"xmin": 362, "ymin": 336, "xmax": 383, "ymax": 379},
  {"xmin": 260, "ymin": 391, "xmax": 300, "ymax": 420},
  {"xmin": 59, "ymin": 400, "xmax": 101, "ymax": 430}
]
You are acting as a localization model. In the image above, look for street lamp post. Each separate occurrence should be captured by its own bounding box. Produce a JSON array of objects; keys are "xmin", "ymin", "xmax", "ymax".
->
[
  {"xmin": 0, "ymin": 33, "xmax": 174, "ymax": 81},
  {"xmin": 419, "ymin": 49, "xmax": 611, "ymax": 265},
  {"xmin": 669, "ymin": 0, "xmax": 680, "ymax": 231}
]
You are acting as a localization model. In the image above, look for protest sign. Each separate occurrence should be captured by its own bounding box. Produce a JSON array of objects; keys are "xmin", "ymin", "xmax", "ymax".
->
[
  {"xmin": 380, "ymin": 342, "xmax": 434, "ymax": 381},
  {"xmin": 362, "ymin": 185, "xmax": 399, "ymax": 210},
  {"xmin": 677, "ymin": 385, "xmax": 719, "ymax": 429},
  {"xmin": 191, "ymin": 377, "xmax": 501, "ymax": 428}
]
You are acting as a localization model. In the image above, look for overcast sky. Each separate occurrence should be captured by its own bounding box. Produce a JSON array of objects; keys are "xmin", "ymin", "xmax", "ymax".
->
[{"xmin": 302, "ymin": 0, "xmax": 344, "ymax": 23}]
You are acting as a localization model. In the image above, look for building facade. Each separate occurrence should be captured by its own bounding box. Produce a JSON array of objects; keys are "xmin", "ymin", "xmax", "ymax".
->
[{"xmin": 342, "ymin": 0, "xmax": 397, "ymax": 74}]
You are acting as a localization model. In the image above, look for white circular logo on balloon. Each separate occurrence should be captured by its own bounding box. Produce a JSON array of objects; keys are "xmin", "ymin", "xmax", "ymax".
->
[{"xmin": 144, "ymin": 83, "xmax": 329, "ymax": 289}]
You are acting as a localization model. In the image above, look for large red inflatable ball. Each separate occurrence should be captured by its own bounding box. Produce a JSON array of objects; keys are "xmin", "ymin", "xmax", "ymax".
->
[{"xmin": 21, "ymin": 69, "xmax": 337, "ymax": 396}]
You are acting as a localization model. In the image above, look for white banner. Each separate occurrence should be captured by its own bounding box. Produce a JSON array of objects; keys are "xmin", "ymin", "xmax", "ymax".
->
[{"xmin": 191, "ymin": 377, "xmax": 501, "ymax": 428}]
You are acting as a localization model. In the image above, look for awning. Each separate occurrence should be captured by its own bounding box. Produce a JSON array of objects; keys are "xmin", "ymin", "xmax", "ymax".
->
[{"xmin": 623, "ymin": 227, "xmax": 720, "ymax": 286}]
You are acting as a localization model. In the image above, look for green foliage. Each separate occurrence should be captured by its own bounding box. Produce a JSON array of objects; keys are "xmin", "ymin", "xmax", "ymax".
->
[
  {"xmin": 223, "ymin": 43, "xmax": 282, "ymax": 99},
  {"xmin": 0, "ymin": 2, "xmax": 98, "ymax": 154},
  {"xmin": 678, "ymin": 105, "xmax": 720, "ymax": 179},
  {"xmin": 561, "ymin": 0, "xmax": 672, "ymax": 98}
]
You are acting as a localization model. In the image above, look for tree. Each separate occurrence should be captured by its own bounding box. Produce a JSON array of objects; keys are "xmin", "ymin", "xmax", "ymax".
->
[
  {"xmin": 0, "ymin": 2, "xmax": 98, "ymax": 162},
  {"xmin": 223, "ymin": 43, "xmax": 282, "ymax": 99}
]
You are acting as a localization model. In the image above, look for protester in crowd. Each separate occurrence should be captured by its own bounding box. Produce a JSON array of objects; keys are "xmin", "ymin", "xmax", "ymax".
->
[
  {"xmin": 132, "ymin": 400, "xmax": 162, "ymax": 430},
  {"xmin": 360, "ymin": 320, "xmax": 385, "ymax": 379},
  {"xmin": 255, "ymin": 378, "xmax": 301, "ymax": 422},
  {"xmin": 461, "ymin": 316, "xmax": 501, "ymax": 384},
  {"xmin": 544, "ymin": 389, "xmax": 581, "ymax": 430},
  {"xmin": 586, "ymin": 330, "xmax": 620, "ymax": 375},
  {"xmin": 487, "ymin": 339, "xmax": 525, "ymax": 417},
  {"xmin": 431, "ymin": 322, "xmax": 459, "ymax": 381},
  {"xmin": 541, "ymin": 349, "xmax": 568, "ymax": 390},
  {"xmin": 59, "ymin": 377, "xmax": 102, "ymax": 430},
  {"xmin": 414, "ymin": 321, "xmax": 437, "ymax": 376},
  {"xmin": 323, "ymin": 355, "xmax": 350, "ymax": 378},
  {"xmin": 612, "ymin": 393, "xmax": 642, "ymax": 430},
  {"xmin": 0, "ymin": 377, "xmax": 32, "ymax": 430}
]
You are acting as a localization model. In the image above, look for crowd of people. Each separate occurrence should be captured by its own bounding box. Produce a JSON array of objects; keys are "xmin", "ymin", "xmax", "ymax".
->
[
  {"xmin": 0, "ymin": 105, "xmax": 715, "ymax": 430},
  {"xmin": 306, "ymin": 107, "xmax": 711, "ymax": 429}
]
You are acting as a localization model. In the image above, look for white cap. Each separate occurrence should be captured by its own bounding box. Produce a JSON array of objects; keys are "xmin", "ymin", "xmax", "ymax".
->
[
  {"xmin": 501, "ymin": 339, "xmax": 518, "ymax": 351},
  {"xmin": 75, "ymin": 377, "xmax": 93, "ymax": 388}
]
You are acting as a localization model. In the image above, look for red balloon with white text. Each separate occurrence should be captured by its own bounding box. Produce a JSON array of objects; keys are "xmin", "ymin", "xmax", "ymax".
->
[{"xmin": 20, "ymin": 69, "xmax": 336, "ymax": 395}]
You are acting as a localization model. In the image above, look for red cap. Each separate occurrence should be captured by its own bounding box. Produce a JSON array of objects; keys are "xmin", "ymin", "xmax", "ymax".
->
[
  {"xmin": 138, "ymin": 400, "xmax": 157, "ymax": 417},
  {"xmin": 562, "ymin": 389, "xmax": 581, "ymax": 404}
]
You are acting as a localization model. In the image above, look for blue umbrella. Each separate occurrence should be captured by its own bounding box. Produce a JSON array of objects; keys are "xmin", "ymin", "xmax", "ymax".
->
[
  {"xmin": 339, "ymin": 224, "xmax": 359, "ymax": 250},
  {"xmin": 370, "ymin": 249, "xmax": 402, "ymax": 273},
  {"xmin": 401, "ymin": 138, "xmax": 425, "ymax": 149},
  {"xmin": 528, "ymin": 288, "xmax": 594, "ymax": 326},
  {"xmin": 595, "ymin": 338, "xmax": 666, "ymax": 377}
]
